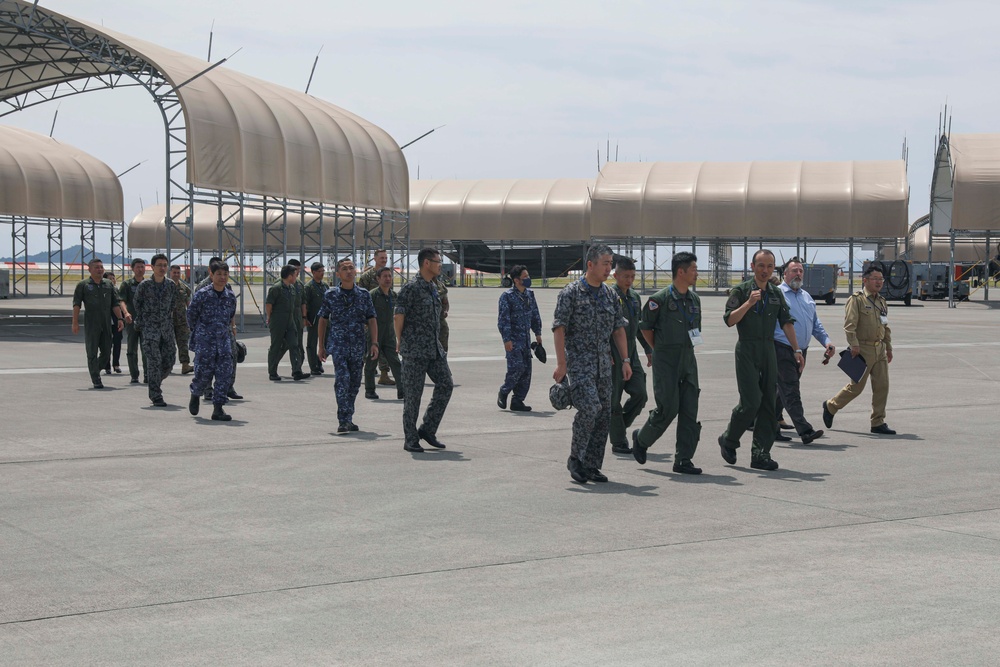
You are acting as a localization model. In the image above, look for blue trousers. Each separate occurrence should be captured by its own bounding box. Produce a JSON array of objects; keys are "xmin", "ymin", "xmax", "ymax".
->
[
  {"xmin": 500, "ymin": 346, "xmax": 532, "ymax": 402},
  {"xmin": 333, "ymin": 351, "xmax": 364, "ymax": 424},
  {"xmin": 190, "ymin": 345, "xmax": 234, "ymax": 406}
]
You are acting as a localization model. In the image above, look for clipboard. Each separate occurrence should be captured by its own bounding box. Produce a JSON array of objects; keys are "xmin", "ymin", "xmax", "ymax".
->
[{"xmin": 837, "ymin": 350, "xmax": 867, "ymax": 383}]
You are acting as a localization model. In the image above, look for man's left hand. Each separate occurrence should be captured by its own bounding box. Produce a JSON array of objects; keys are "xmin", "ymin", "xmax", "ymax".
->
[
  {"xmin": 622, "ymin": 364, "xmax": 633, "ymax": 381},
  {"xmin": 795, "ymin": 351, "xmax": 805, "ymax": 371},
  {"xmin": 370, "ymin": 344, "xmax": 380, "ymax": 360},
  {"xmin": 887, "ymin": 349, "xmax": 893, "ymax": 364},
  {"xmin": 645, "ymin": 352, "xmax": 653, "ymax": 367}
]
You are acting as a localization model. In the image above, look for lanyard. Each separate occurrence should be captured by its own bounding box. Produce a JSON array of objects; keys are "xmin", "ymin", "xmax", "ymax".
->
[
  {"xmin": 580, "ymin": 277, "xmax": 603, "ymax": 300},
  {"xmin": 670, "ymin": 286, "xmax": 698, "ymax": 329},
  {"xmin": 618, "ymin": 288, "xmax": 636, "ymax": 320},
  {"xmin": 866, "ymin": 294, "xmax": 886, "ymax": 317}
]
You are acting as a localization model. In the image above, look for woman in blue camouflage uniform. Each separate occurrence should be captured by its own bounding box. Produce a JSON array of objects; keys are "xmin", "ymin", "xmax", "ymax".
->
[{"xmin": 187, "ymin": 262, "xmax": 238, "ymax": 422}]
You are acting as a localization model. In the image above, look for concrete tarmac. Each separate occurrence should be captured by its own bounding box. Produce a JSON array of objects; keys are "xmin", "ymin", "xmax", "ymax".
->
[{"xmin": 1, "ymin": 287, "xmax": 999, "ymax": 665}]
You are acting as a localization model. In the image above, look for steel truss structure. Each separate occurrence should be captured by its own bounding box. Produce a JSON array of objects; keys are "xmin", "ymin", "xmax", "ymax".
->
[
  {"xmin": 3, "ymin": 215, "xmax": 124, "ymax": 296},
  {"xmin": 0, "ymin": 3, "xmax": 408, "ymax": 321}
]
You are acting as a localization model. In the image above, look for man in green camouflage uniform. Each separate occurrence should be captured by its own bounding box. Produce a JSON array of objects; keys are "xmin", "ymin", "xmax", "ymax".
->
[
  {"xmin": 170, "ymin": 264, "xmax": 194, "ymax": 374},
  {"xmin": 133, "ymin": 254, "xmax": 178, "ymax": 407},
  {"xmin": 718, "ymin": 249, "xmax": 803, "ymax": 471}
]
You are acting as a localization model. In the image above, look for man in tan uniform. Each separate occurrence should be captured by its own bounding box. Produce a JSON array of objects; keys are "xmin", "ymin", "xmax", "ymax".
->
[{"xmin": 822, "ymin": 265, "xmax": 895, "ymax": 435}]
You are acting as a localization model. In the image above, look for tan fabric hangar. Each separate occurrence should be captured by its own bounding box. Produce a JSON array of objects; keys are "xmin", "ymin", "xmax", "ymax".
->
[
  {"xmin": 933, "ymin": 134, "xmax": 1000, "ymax": 232},
  {"xmin": 591, "ymin": 161, "xmax": 908, "ymax": 239},
  {"xmin": 0, "ymin": 0, "xmax": 408, "ymax": 213},
  {"xmin": 408, "ymin": 179, "xmax": 594, "ymax": 242},
  {"xmin": 0, "ymin": 125, "xmax": 123, "ymax": 222}
]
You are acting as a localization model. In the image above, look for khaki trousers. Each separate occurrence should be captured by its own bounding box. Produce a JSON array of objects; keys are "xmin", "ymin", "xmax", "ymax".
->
[{"xmin": 827, "ymin": 342, "xmax": 889, "ymax": 427}]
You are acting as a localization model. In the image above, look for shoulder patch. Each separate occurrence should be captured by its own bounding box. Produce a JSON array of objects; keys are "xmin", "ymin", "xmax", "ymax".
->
[
  {"xmin": 726, "ymin": 292, "xmax": 742, "ymax": 310},
  {"xmin": 648, "ymin": 300, "xmax": 659, "ymax": 311}
]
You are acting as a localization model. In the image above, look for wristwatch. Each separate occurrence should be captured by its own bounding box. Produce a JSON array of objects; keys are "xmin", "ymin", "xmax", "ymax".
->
[
  {"xmin": 794, "ymin": 349, "xmax": 803, "ymax": 354},
  {"xmin": 622, "ymin": 357, "xmax": 631, "ymax": 364}
]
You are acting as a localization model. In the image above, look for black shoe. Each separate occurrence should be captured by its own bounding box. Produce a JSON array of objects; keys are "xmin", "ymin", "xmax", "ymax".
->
[
  {"xmin": 130, "ymin": 377, "xmax": 140, "ymax": 384},
  {"xmin": 189, "ymin": 394, "xmax": 200, "ymax": 416},
  {"xmin": 397, "ymin": 392, "xmax": 406, "ymax": 400},
  {"xmin": 292, "ymin": 372, "xmax": 311, "ymax": 381},
  {"xmin": 775, "ymin": 431, "xmax": 792, "ymax": 442},
  {"xmin": 567, "ymin": 457, "xmax": 587, "ymax": 484},
  {"xmin": 719, "ymin": 435, "xmax": 737, "ymax": 464},
  {"xmin": 404, "ymin": 441, "xmax": 425, "ymax": 453},
  {"xmin": 778, "ymin": 421, "xmax": 794, "ymax": 430},
  {"xmin": 673, "ymin": 460, "xmax": 703, "ymax": 475},
  {"xmin": 227, "ymin": 389, "xmax": 243, "ymax": 400},
  {"xmin": 312, "ymin": 367, "xmax": 324, "ymax": 375},
  {"xmin": 417, "ymin": 427, "xmax": 446, "ymax": 449},
  {"xmin": 870, "ymin": 424, "xmax": 896, "ymax": 435},
  {"xmin": 509, "ymin": 400, "xmax": 532, "ymax": 412},
  {"xmin": 822, "ymin": 401, "xmax": 834, "ymax": 428},
  {"xmin": 104, "ymin": 368, "xmax": 111, "ymax": 376},
  {"xmin": 152, "ymin": 397, "xmax": 167, "ymax": 407},
  {"xmin": 203, "ymin": 391, "xmax": 213, "ymax": 401},
  {"xmin": 611, "ymin": 443, "xmax": 632, "ymax": 455},
  {"xmin": 585, "ymin": 468, "xmax": 609, "ymax": 483},
  {"xmin": 365, "ymin": 391, "xmax": 379, "ymax": 400},
  {"xmin": 337, "ymin": 423, "xmax": 350, "ymax": 434},
  {"xmin": 92, "ymin": 380, "xmax": 104, "ymax": 389},
  {"xmin": 113, "ymin": 367, "xmax": 122, "ymax": 374},
  {"xmin": 349, "ymin": 423, "xmax": 359, "ymax": 432},
  {"xmin": 632, "ymin": 429, "xmax": 647, "ymax": 465},
  {"xmin": 750, "ymin": 456, "xmax": 779, "ymax": 471},
  {"xmin": 211, "ymin": 405, "xmax": 231, "ymax": 421},
  {"xmin": 802, "ymin": 429, "xmax": 824, "ymax": 445},
  {"xmin": 269, "ymin": 374, "xmax": 282, "ymax": 382},
  {"xmin": 142, "ymin": 376, "xmax": 148, "ymax": 384},
  {"xmin": 497, "ymin": 390, "xmax": 508, "ymax": 410}
]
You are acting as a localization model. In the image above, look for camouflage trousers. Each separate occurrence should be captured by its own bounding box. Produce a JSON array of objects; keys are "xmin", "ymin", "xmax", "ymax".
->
[
  {"xmin": 332, "ymin": 350, "xmax": 364, "ymax": 424},
  {"xmin": 141, "ymin": 326, "xmax": 176, "ymax": 402},
  {"xmin": 439, "ymin": 318, "xmax": 449, "ymax": 352},
  {"xmin": 401, "ymin": 354, "xmax": 453, "ymax": 447},
  {"xmin": 199, "ymin": 332, "xmax": 238, "ymax": 400},
  {"xmin": 500, "ymin": 346, "xmax": 532, "ymax": 402},
  {"xmin": 173, "ymin": 321, "xmax": 191, "ymax": 365},
  {"xmin": 568, "ymin": 372, "xmax": 614, "ymax": 471},
  {"xmin": 191, "ymin": 343, "xmax": 234, "ymax": 406}
]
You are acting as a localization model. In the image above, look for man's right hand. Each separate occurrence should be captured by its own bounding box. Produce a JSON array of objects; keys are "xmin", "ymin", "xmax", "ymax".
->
[
  {"xmin": 124, "ymin": 313, "xmax": 133, "ymax": 325},
  {"xmin": 71, "ymin": 322, "xmax": 79, "ymax": 335},
  {"xmin": 746, "ymin": 289, "xmax": 762, "ymax": 306},
  {"xmin": 850, "ymin": 345, "xmax": 860, "ymax": 358},
  {"xmin": 504, "ymin": 341, "xmax": 513, "ymax": 352},
  {"xmin": 553, "ymin": 362, "xmax": 567, "ymax": 383}
]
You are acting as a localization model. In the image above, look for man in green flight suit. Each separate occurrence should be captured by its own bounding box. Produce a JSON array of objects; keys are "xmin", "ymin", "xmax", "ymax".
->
[
  {"xmin": 608, "ymin": 257, "xmax": 652, "ymax": 454},
  {"xmin": 72, "ymin": 258, "xmax": 125, "ymax": 389},
  {"xmin": 630, "ymin": 251, "xmax": 704, "ymax": 474},
  {"xmin": 265, "ymin": 265, "xmax": 309, "ymax": 381},
  {"xmin": 719, "ymin": 249, "xmax": 804, "ymax": 471},
  {"xmin": 118, "ymin": 257, "xmax": 148, "ymax": 384},
  {"xmin": 303, "ymin": 261, "xmax": 329, "ymax": 375}
]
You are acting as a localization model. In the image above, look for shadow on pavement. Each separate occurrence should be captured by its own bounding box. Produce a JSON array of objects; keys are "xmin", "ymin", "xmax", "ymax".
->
[
  {"xmin": 567, "ymin": 482, "xmax": 658, "ymax": 496},
  {"xmin": 640, "ymin": 468, "xmax": 743, "ymax": 487},
  {"xmin": 407, "ymin": 449, "xmax": 470, "ymax": 462},
  {"xmin": 731, "ymin": 466, "xmax": 830, "ymax": 482},
  {"xmin": 841, "ymin": 430, "xmax": 924, "ymax": 441}
]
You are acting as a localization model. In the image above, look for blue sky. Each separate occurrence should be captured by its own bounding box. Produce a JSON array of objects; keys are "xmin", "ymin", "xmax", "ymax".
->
[{"xmin": 6, "ymin": 0, "xmax": 1000, "ymax": 264}]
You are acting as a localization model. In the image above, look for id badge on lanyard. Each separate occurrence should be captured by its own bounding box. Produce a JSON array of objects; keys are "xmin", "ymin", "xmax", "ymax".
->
[
  {"xmin": 688, "ymin": 328, "xmax": 703, "ymax": 346},
  {"xmin": 880, "ymin": 315, "xmax": 888, "ymax": 325}
]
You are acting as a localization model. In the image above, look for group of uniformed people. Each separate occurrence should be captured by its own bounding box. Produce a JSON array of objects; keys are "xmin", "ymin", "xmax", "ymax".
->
[
  {"xmin": 73, "ymin": 244, "xmax": 894, "ymax": 468},
  {"xmin": 498, "ymin": 245, "xmax": 896, "ymax": 485}
]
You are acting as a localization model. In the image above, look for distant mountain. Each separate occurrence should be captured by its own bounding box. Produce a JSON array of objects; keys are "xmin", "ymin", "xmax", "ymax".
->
[{"xmin": 0, "ymin": 245, "xmax": 119, "ymax": 264}]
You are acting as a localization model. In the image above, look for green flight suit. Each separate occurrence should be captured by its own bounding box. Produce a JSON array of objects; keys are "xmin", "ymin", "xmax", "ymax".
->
[
  {"xmin": 73, "ymin": 278, "xmax": 121, "ymax": 385},
  {"xmin": 292, "ymin": 280, "xmax": 306, "ymax": 368},
  {"xmin": 364, "ymin": 287, "xmax": 403, "ymax": 394},
  {"xmin": 635, "ymin": 285, "xmax": 702, "ymax": 461},
  {"xmin": 303, "ymin": 278, "xmax": 329, "ymax": 373},
  {"xmin": 609, "ymin": 285, "xmax": 651, "ymax": 446},
  {"xmin": 266, "ymin": 281, "xmax": 303, "ymax": 376},
  {"xmin": 119, "ymin": 276, "xmax": 148, "ymax": 380},
  {"xmin": 721, "ymin": 279, "xmax": 795, "ymax": 460}
]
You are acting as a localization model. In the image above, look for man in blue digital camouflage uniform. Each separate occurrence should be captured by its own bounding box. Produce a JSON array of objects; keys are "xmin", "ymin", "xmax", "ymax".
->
[
  {"xmin": 497, "ymin": 264, "xmax": 542, "ymax": 412},
  {"xmin": 317, "ymin": 257, "xmax": 379, "ymax": 433},
  {"xmin": 133, "ymin": 254, "xmax": 178, "ymax": 407},
  {"xmin": 552, "ymin": 244, "xmax": 631, "ymax": 484},
  {"xmin": 188, "ymin": 262, "xmax": 238, "ymax": 422}
]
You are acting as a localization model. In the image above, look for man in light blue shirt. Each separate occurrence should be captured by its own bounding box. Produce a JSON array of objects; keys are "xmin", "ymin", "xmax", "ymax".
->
[{"xmin": 773, "ymin": 260, "xmax": 836, "ymax": 444}]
